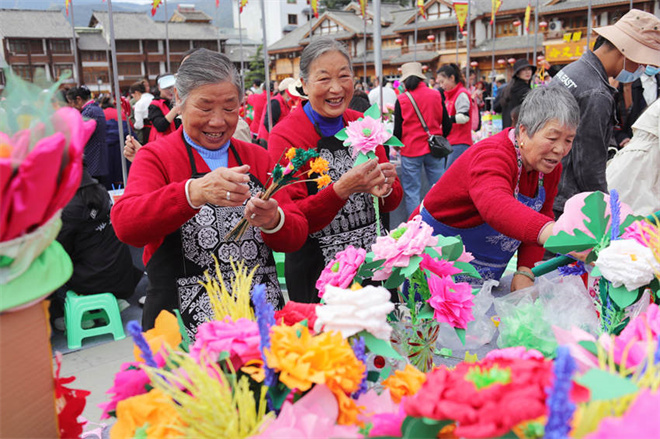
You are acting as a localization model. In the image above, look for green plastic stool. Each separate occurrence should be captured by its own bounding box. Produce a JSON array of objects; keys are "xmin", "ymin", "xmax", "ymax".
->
[
  {"xmin": 272, "ymin": 252, "xmax": 286, "ymax": 290},
  {"xmin": 64, "ymin": 291, "xmax": 126, "ymax": 350}
]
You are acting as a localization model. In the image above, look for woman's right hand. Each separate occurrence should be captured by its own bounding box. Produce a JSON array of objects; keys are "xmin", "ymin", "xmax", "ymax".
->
[
  {"xmin": 124, "ymin": 135, "xmax": 142, "ymax": 162},
  {"xmin": 333, "ymin": 158, "xmax": 385, "ymax": 200},
  {"xmin": 188, "ymin": 164, "xmax": 252, "ymax": 207}
]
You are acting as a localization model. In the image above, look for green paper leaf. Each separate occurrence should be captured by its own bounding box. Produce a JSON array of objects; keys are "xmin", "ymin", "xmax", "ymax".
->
[
  {"xmin": 453, "ymin": 261, "xmax": 481, "ymax": 279},
  {"xmin": 454, "ymin": 327, "xmax": 466, "ymax": 345},
  {"xmin": 367, "ymin": 370, "xmax": 381, "ymax": 382},
  {"xmin": 401, "ymin": 417, "xmax": 452, "ymax": 439},
  {"xmin": 364, "ymin": 103, "xmax": 381, "ymax": 119},
  {"xmin": 581, "ymin": 191, "xmax": 610, "ymax": 243},
  {"xmin": 268, "ymin": 382, "xmax": 292, "ymax": 411},
  {"xmin": 608, "ymin": 284, "xmax": 638, "ymax": 309},
  {"xmin": 361, "ymin": 331, "xmax": 402, "ymax": 359},
  {"xmin": 217, "ymin": 351, "xmax": 230, "ymax": 362},
  {"xmin": 133, "ymin": 424, "xmax": 149, "ymax": 439},
  {"xmin": 591, "ymin": 266, "xmax": 601, "ymax": 278},
  {"xmin": 577, "ymin": 340, "xmax": 600, "ymax": 356},
  {"xmin": 335, "ymin": 128, "xmax": 348, "ymax": 141},
  {"xmin": 575, "ymin": 368, "xmax": 638, "ymax": 401},
  {"xmin": 361, "ymin": 258, "xmax": 387, "ymax": 270},
  {"xmin": 494, "ymin": 431, "xmax": 520, "ymax": 439},
  {"xmin": 619, "ymin": 214, "xmax": 643, "ymax": 234},
  {"xmin": 384, "ymin": 269, "xmax": 406, "ymax": 289},
  {"xmin": 174, "ymin": 309, "xmax": 191, "ymax": 352},
  {"xmin": 435, "ymin": 235, "xmax": 463, "ymax": 260},
  {"xmin": 401, "ymin": 256, "xmax": 423, "ymax": 278},
  {"xmin": 0, "ymin": 255, "xmax": 14, "ymax": 267},
  {"xmin": 424, "ymin": 247, "xmax": 440, "ymax": 259},
  {"xmin": 354, "ymin": 152, "xmax": 370, "ymax": 167},
  {"xmin": 417, "ymin": 302, "xmax": 435, "ymax": 320},
  {"xmin": 384, "ymin": 135, "xmax": 404, "ymax": 147},
  {"xmin": 544, "ymin": 229, "xmax": 598, "ymax": 254}
]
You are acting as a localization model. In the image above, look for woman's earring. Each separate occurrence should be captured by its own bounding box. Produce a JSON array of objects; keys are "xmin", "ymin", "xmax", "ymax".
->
[{"xmin": 520, "ymin": 141, "xmax": 524, "ymax": 147}]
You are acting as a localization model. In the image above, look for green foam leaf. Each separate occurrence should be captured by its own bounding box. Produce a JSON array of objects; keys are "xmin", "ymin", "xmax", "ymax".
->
[
  {"xmin": 454, "ymin": 327, "xmax": 466, "ymax": 345},
  {"xmin": 608, "ymin": 284, "xmax": 639, "ymax": 309},
  {"xmin": 364, "ymin": 103, "xmax": 381, "ymax": 120},
  {"xmin": 575, "ymin": 368, "xmax": 638, "ymax": 401},
  {"xmin": 362, "ymin": 331, "xmax": 402, "ymax": 359}
]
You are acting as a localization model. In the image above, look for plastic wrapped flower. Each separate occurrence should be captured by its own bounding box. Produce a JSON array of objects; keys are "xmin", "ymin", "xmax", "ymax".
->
[
  {"xmin": 594, "ymin": 239, "xmax": 660, "ymax": 291},
  {"xmin": 316, "ymin": 245, "xmax": 366, "ymax": 297},
  {"xmin": 189, "ymin": 318, "xmax": 261, "ymax": 370},
  {"xmin": 382, "ymin": 364, "xmax": 427, "ymax": 404},
  {"xmin": 426, "ymin": 273, "xmax": 475, "ymax": 330},
  {"xmin": 314, "ymin": 285, "xmax": 394, "ymax": 340}
]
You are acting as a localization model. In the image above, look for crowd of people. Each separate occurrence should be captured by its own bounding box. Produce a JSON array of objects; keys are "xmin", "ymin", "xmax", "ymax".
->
[{"xmin": 51, "ymin": 9, "xmax": 660, "ymax": 338}]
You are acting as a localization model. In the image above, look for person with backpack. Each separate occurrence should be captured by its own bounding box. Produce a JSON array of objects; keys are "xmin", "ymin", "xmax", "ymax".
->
[{"xmin": 436, "ymin": 63, "xmax": 474, "ymax": 168}]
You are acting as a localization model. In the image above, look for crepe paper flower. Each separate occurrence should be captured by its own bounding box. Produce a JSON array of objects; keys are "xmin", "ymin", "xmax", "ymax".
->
[
  {"xmin": 131, "ymin": 311, "xmax": 181, "ymax": 366},
  {"xmin": 190, "ymin": 318, "xmax": 261, "ymax": 370},
  {"xmin": 618, "ymin": 303, "xmax": 660, "ymax": 345},
  {"xmin": 343, "ymin": 114, "xmax": 392, "ymax": 158},
  {"xmin": 405, "ymin": 357, "xmax": 553, "ymax": 439},
  {"xmin": 110, "ymin": 389, "xmax": 186, "ymax": 439},
  {"xmin": 252, "ymin": 284, "xmax": 277, "ymax": 388},
  {"xmin": 285, "ymin": 147, "xmax": 297, "ymax": 161},
  {"xmin": 426, "ymin": 273, "xmax": 475, "ymax": 329},
  {"xmin": 351, "ymin": 336, "xmax": 368, "ymax": 398},
  {"xmin": 315, "ymin": 173, "xmax": 332, "ymax": 189},
  {"xmin": 314, "ymin": 285, "xmax": 394, "ymax": 340},
  {"xmin": 552, "ymin": 326, "xmax": 600, "ymax": 373},
  {"xmin": 382, "ymin": 364, "xmax": 427, "ymax": 404},
  {"xmin": 419, "ymin": 253, "xmax": 461, "ymax": 278},
  {"xmin": 316, "ymin": 245, "xmax": 367, "ymax": 298},
  {"xmin": 241, "ymin": 358, "xmax": 266, "ymax": 383},
  {"xmin": 308, "ymin": 156, "xmax": 329, "ymax": 176},
  {"xmin": 264, "ymin": 323, "xmax": 365, "ymax": 395},
  {"xmin": 252, "ymin": 384, "xmax": 361, "ymax": 439},
  {"xmin": 544, "ymin": 346, "xmax": 577, "ymax": 439},
  {"xmin": 53, "ymin": 351, "xmax": 90, "ymax": 439},
  {"xmin": 558, "ymin": 260, "xmax": 588, "ymax": 276},
  {"xmin": 100, "ymin": 362, "xmax": 151, "ymax": 419},
  {"xmin": 355, "ymin": 388, "xmax": 400, "ymax": 425},
  {"xmin": 609, "ymin": 189, "xmax": 622, "ymax": 241},
  {"xmin": 584, "ymin": 390, "xmax": 660, "ymax": 439},
  {"xmin": 369, "ymin": 403, "xmax": 407, "ymax": 437},
  {"xmin": 457, "ymin": 245, "xmax": 475, "ymax": 263},
  {"xmin": 595, "ymin": 239, "xmax": 660, "ymax": 291},
  {"xmin": 274, "ymin": 301, "xmax": 319, "ymax": 329},
  {"xmin": 484, "ymin": 347, "xmax": 545, "ymax": 361},
  {"xmin": 622, "ymin": 220, "xmax": 656, "ymax": 247}
]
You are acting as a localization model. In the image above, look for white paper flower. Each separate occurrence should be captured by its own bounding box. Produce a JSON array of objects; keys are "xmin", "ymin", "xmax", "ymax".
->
[
  {"xmin": 314, "ymin": 285, "xmax": 394, "ymax": 340},
  {"xmin": 595, "ymin": 239, "xmax": 660, "ymax": 291}
]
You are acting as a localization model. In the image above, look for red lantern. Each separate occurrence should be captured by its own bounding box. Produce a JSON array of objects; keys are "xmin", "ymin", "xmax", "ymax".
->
[
  {"xmin": 422, "ymin": 65, "xmax": 429, "ymax": 72},
  {"xmin": 497, "ymin": 59, "xmax": 506, "ymax": 65},
  {"xmin": 507, "ymin": 57, "xmax": 516, "ymax": 65},
  {"xmin": 397, "ymin": 67, "xmax": 402, "ymax": 72},
  {"xmin": 513, "ymin": 19, "xmax": 522, "ymax": 27},
  {"xmin": 427, "ymin": 34, "xmax": 435, "ymax": 41},
  {"xmin": 470, "ymin": 61, "xmax": 478, "ymax": 67},
  {"xmin": 537, "ymin": 55, "xmax": 545, "ymax": 61},
  {"xmin": 395, "ymin": 38, "xmax": 403, "ymax": 44},
  {"xmin": 539, "ymin": 20, "xmax": 548, "ymax": 29},
  {"xmin": 461, "ymin": 30, "xmax": 468, "ymax": 36}
]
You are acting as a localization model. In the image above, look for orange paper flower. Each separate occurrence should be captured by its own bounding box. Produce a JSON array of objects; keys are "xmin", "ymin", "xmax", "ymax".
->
[
  {"xmin": 110, "ymin": 389, "xmax": 186, "ymax": 439},
  {"xmin": 285, "ymin": 147, "xmax": 297, "ymax": 161},
  {"xmin": 382, "ymin": 364, "xmax": 427, "ymax": 403},
  {"xmin": 316, "ymin": 174, "xmax": 332, "ymax": 189},
  {"xmin": 133, "ymin": 311, "xmax": 182, "ymax": 364},
  {"xmin": 308, "ymin": 157, "xmax": 329, "ymax": 176}
]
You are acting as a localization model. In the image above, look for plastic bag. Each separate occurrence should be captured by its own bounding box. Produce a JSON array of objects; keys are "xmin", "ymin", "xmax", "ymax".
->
[
  {"xmin": 494, "ymin": 275, "xmax": 600, "ymax": 357},
  {"xmin": 437, "ymin": 279, "xmax": 499, "ymax": 350}
]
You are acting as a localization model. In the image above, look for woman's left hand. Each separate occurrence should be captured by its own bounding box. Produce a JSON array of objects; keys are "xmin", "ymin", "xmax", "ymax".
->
[
  {"xmin": 371, "ymin": 162, "xmax": 397, "ymax": 197},
  {"xmin": 511, "ymin": 268, "xmax": 535, "ymax": 292},
  {"xmin": 245, "ymin": 194, "xmax": 280, "ymax": 230}
]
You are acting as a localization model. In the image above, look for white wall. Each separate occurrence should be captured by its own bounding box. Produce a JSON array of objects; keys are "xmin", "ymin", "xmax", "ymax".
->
[{"xmin": 233, "ymin": 0, "xmax": 309, "ymax": 46}]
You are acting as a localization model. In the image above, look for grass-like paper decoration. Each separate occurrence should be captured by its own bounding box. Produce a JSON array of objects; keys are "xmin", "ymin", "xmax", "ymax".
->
[{"xmin": 200, "ymin": 256, "xmax": 257, "ymax": 322}]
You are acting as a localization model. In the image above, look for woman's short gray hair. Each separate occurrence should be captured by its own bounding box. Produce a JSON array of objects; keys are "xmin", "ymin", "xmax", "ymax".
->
[
  {"xmin": 515, "ymin": 85, "xmax": 580, "ymax": 138},
  {"xmin": 175, "ymin": 48, "xmax": 243, "ymax": 106},
  {"xmin": 299, "ymin": 37, "xmax": 352, "ymax": 82}
]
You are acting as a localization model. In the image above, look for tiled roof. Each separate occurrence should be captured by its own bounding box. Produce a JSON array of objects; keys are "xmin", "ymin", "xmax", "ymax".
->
[
  {"xmin": 90, "ymin": 11, "xmax": 163, "ymax": 40},
  {"xmin": 390, "ymin": 49, "xmax": 439, "ymax": 64},
  {"xmin": 77, "ymin": 30, "xmax": 109, "ymax": 51},
  {"xmin": 0, "ymin": 9, "xmax": 73, "ymax": 39},
  {"xmin": 471, "ymin": 33, "xmax": 544, "ymax": 54},
  {"xmin": 269, "ymin": 20, "xmax": 311, "ymax": 51}
]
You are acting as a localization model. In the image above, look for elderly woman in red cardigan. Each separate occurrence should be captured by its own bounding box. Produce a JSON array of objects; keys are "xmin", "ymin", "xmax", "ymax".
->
[
  {"xmin": 413, "ymin": 86, "xmax": 580, "ymax": 291},
  {"xmin": 112, "ymin": 49, "xmax": 308, "ymax": 336}
]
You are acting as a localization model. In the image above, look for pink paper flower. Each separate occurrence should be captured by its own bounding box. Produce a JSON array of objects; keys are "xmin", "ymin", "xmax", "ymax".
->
[
  {"xmin": 419, "ymin": 253, "xmax": 461, "ymax": 278},
  {"xmin": 426, "ymin": 274, "xmax": 475, "ymax": 329},
  {"xmin": 316, "ymin": 246, "xmax": 366, "ymax": 298},
  {"xmin": 622, "ymin": 220, "xmax": 656, "ymax": 247},
  {"xmin": 354, "ymin": 389, "xmax": 405, "ymax": 437},
  {"xmin": 252, "ymin": 385, "xmax": 361, "ymax": 439},
  {"xmin": 189, "ymin": 318, "xmax": 261, "ymax": 370},
  {"xmin": 369, "ymin": 404, "xmax": 406, "ymax": 437},
  {"xmin": 584, "ymin": 390, "xmax": 660, "ymax": 439},
  {"xmin": 344, "ymin": 116, "xmax": 391, "ymax": 158},
  {"xmin": 600, "ymin": 303, "xmax": 660, "ymax": 369},
  {"xmin": 457, "ymin": 246, "xmax": 475, "ymax": 263},
  {"xmin": 99, "ymin": 362, "xmax": 151, "ymax": 419},
  {"xmin": 484, "ymin": 346, "xmax": 545, "ymax": 361}
]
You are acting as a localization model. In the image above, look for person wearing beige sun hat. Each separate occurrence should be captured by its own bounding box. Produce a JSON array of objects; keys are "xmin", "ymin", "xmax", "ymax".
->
[{"xmin": 549, "ymin": 9, "xmax": 660, "ymax": 218}]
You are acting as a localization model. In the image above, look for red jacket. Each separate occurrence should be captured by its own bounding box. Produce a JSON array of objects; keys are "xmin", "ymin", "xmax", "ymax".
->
[
  {"xmin": 397, "ymin": 86, "xmax": 446, "ymax": 157},
  {"xmin": 412, "ymin": 129, "xmax": 559, "ymax": 269},
  {"xmin": 111, "ymin": 127, "xmax": 308, "ymax": 265},
  {"xmin": 248, "ymin": 91, "xmax": 268, "ymax": 135},
  {"xmin": 268, "ymin": 105, "xmax": 403, "ymax": 233},
  {"xmin": 445, "ymin": 82, "xmax": 473, "ymax": 146},
  {"xmin": 257, "ymin": 93, "xmax": 292, "ymax": 142}
]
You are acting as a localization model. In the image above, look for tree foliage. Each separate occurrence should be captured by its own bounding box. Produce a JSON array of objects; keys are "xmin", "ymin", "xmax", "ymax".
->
[{"xmin": 244, "ymin": 45, "xmax": 265, "ymax": 89}]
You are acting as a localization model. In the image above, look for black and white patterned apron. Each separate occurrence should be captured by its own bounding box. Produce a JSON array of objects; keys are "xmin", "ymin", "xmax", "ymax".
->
[
  {"xmin": 285, "ymin": 126, "xmax": 382, "ymax": 303},
  {"xmin": 144, "ymin": 137, "xmax": 283, "ymax": 338}
]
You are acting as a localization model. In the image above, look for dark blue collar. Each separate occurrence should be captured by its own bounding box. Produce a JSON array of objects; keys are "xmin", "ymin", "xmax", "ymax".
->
[{"xmin": 303, "ymin": 101, "xmax": 344, "ymax": 138}]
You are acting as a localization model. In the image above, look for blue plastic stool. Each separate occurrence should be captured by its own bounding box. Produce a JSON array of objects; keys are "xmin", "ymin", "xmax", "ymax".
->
[{"xmin": 64, "ymin": 291, "xmax": 126, "ymax": 349}]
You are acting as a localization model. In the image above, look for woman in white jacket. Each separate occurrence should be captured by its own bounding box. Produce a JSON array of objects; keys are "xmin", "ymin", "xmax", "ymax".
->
[{"xmin": 607, "ymin": 98, "xmax": 660, "ymax": 216}]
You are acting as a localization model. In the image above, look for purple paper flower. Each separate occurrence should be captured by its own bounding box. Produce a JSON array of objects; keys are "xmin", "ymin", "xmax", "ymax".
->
[
  {"xmin": 545, "ymin": 346, "xmax": 576, "ymax": 439},
  {"xmin": 127, "ymin": 320, "xmax": 157, "ymax": 368},
  {"xmin": 252, "ymin": 284, "xmax": 276, "ymax": 388},
  {"xmin": 350, "ymin": 336, "xmax": 368, "ymax": 398}
]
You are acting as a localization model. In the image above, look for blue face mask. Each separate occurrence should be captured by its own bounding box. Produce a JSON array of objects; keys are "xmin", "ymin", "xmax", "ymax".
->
[
  {"xmin": 616, "ymin": 63, "xmax": 645, "ymax": 83},
  {"xmin": 646, "ymin": 65, "xmax": 660, "ymax": 76}
]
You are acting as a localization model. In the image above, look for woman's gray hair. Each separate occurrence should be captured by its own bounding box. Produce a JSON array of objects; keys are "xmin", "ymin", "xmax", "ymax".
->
[
  {"xmin": 515, "ymin": 85, "xmax": 580, "ymax": 138},
  {"xmin": 175, "ymin": 48, "xmax": 243, "ymax": 106},
  {"xmin": 299, "ymin": 37, "xmax": 352, "ymax": 82}
]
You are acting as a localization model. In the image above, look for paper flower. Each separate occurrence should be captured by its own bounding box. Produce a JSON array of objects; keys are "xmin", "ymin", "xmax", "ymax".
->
[
  {"xmin": 274, "ymin": 301, "xmax": 319, "ymax": 329},
  {"xmin": 343, "ymin": 115, "xmax": 391, "ymax": 158},
  {"xmin": 371, "ymin": 215, "xmax": 438, "ymax": 281},
  {"xmin": 53, "ymin": 352, "xmax": 90, "ymax": 439},
  {"xmin": 314, "ymin": 285, "xmax": 394, "ymax": 340},
  {"xmin": 622, "ymin": 220, "xmax": 657, "ymax": 248},
  {"xmin": 426, "ymin": 273, "xmax": 475, "ymax": 329},
  {"xmin": 252, "ymin": 385, "xmax": 361, "ymax": 439},
  {"xmin": 594, "ymin": 239, "xmax": 660, "ymax": 291},
  {"xmin": 100, "ymin": 362, "xmax": 151, "ymax": 419},
  {"xmin": 355, "ymin": 388, "xmax": 400, "ymax": 426},
  {"xmin": 484, "ymin": 347, "xmax": 545, "ymax": 361},
  {"xmin": 618, "ymin": 303, "xmax": 660, "ymax": 345},
  {"xmin": 382, "ymin": 364, "xmax": 427, "ymax": 404},
  {"xmin": 584, "ymin": 390, "xmax": 660, "ymax": 439},
  {"xmin": 419, "ymin": 253, "xmax": 461, "ymax": 278},
  {"xmin": 132, "ymin": 311, "xmax": 182, "ymax": 365},
  {"xmin": 110, "ymin": 389, "xmax": 186, "ymax": 439},
  {"xmin": 189, "ymin": 318, "xmax": 261, "ymax": 370},
  {"xmin": 315, "ymin": 245, "xmax": 366, "ymax": 297}
]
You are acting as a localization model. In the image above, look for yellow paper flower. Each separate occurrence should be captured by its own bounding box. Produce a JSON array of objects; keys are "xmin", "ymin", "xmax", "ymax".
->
[
  {"xmin": 285, "ymin": 147, "xmax": 296, "ymax": 161},
  {"xmin": 308, "ymin": 157, "xmax": 329, "ymax": 176},
  {"xmin": 382, "ymin": 364, "xmax": 427, "ymax": 403},
  {"xmin": 133, "ymin": 311, "xmax": 181, "ymax": 364},
  {"xmin": 316, "ymin": 174, "xmax": 332, "ymax": 189},
  {"xmin": 110, "ymin": 389, "xmax": 185, "ymax": 439},
  {"xmin": 241, "ymin": 358, "xmax": 265, "ymax": 383}
]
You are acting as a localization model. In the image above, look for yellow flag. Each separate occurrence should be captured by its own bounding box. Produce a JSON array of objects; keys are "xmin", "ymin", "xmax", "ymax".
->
[
  {"xmin": 239, "ymin": 0, "xmax": 248, "ymax": 13},
  {"xmin": 309, "ymin": 0, "xmax": 319, "ymax": 18},
  {"xmin": 454, "ymin": 0, "xmax": 469, "ymax": 32},
  {"xmin": 524, "ymin": 3, "xmax": 531, "ymax": 31},
  {"xmin": 490, "ymin": 0, "xmax": 502, "ymax": 24},
  {"xmin": 418, "ymin": 0, "xmax": 426, "ymax": 19},
  {"xmin": 65, "ymin": 0, "xmax": 70, "ymax": 16},
  {"xmin": 359, "ymin": 0, "xmax": 367, "ymax": 17},
  {"xmin": 151, "ymin": 0, "xmax": 161, "ymax": 16}
]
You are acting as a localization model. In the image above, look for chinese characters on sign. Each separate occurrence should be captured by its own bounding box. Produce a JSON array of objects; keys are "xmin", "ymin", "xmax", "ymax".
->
[{"xmin": 545, "ymin": 32, "xmax": 593, "ymax": 63}]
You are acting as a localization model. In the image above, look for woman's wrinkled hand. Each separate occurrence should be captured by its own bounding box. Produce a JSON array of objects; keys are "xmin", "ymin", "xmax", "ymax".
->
[
  {"xmin": 371, "ymin": 162, "xmax": 397, "ymax": 197},
  {"xmin": 188, "ymin": 164, "xmax": 251, "ymax": 207},
  {"xmin": 244, "ymin": 194, "xmax": 280, "ymax": 230},
  {"xmin": 123, "ymin": 135, "xmax": 142, "ymax": 162},
  {"xmin": 333, "ymin": 158, "xmax": 385, "ymax": 200}
]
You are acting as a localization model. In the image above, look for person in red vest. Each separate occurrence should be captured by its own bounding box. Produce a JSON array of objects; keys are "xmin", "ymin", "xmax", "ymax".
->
[
  {"xmin": 148, "ymin": 73, "xmax": 180, "ymax": 143},
  {"xmin": 247, "ymin": 80, "xmax": 268, "ymax": 138},
  {"xmin": 256, "ymin": 77, "xmax": 300, "ymax": 145},
  {"xmin": 437, "ymin": 63, "xmax": 474, "ymax": 169}
]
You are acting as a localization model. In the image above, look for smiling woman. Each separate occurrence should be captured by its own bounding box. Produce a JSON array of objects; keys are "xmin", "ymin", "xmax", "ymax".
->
[
  {"xmin": 111, "ymin": 49, "xmax": 308, "ymax": 337},
  {"xmin": 412, "ymin": 86, "xmax": 580, "ymax": 292}
]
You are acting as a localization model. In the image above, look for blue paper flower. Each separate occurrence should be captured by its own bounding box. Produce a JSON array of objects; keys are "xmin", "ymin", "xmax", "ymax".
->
[
  {"xmin": 610, "ymin": 189, "xmax": 621, "ymax": 242},
  {"xmin": 545, "ymin": 345, "xmax": 576, "ymax": 439}
]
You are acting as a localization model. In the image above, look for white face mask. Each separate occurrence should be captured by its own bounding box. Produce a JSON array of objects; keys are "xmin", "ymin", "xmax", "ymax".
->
[{"xmin": 616, "ymin": 60, "xmax": 645, "ymax": 83}]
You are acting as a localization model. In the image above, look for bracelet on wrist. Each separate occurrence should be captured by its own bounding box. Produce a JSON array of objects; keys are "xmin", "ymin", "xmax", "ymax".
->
[
  {"xmin": 514, "ymin": 270, "xmax": 535, "ymax": 282},
  {"xmin": 260, "ymin": 207, "xmax": 285, "ymax": 234}
]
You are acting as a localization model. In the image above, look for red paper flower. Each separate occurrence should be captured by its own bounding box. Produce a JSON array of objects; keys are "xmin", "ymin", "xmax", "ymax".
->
[
  {"xmin": 274, "ymin": 301, "xmax": 319, "ymax": 329},
  {"xmin": 54, "ymin": 352, "xmax": 91, "ymax": 439},
  {"xmin": 404, "ymin": 357, "xmax": 553, "ymax": 438}
]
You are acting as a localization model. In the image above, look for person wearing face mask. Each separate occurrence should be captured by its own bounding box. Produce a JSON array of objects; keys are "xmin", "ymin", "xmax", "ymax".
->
[
  {"xmin": 549, "ymin": 9, "xmax": 660, "ymax": 218},
  {"xmin": 147, "ymin": 73, "xmax": 181, "ymax": 143},
  {"xmin": 616, "ymin": 65, "xmax": 660, "ymax": 147}
]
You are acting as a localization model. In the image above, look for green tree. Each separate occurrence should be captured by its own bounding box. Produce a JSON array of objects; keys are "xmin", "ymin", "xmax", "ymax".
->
[
  {"xmin": 321, "ymin": 0, "xmax": 351, "ymax": 10},
  {"xmin": 244, "ymin": 45, "xmax": 265, "ymax": 89}
]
